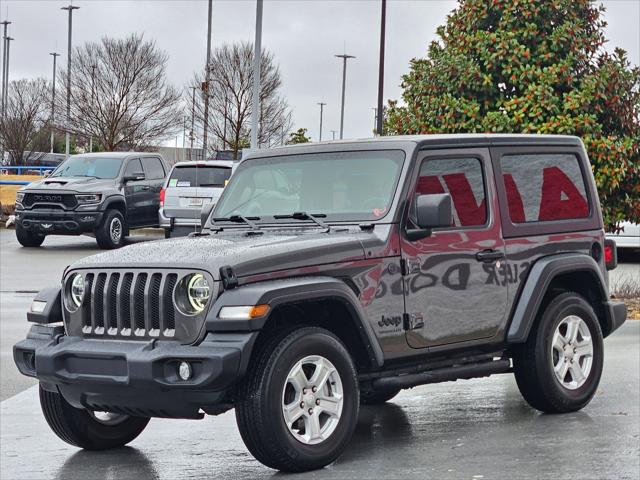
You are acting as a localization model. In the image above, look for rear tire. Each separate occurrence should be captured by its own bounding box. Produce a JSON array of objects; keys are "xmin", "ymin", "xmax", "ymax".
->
[
  {"xmin": 360, "ymin": 386, "xmax": 401, "ymax": 405},
  {"xmin": 513, "ymin": 292, "xmax": 603, "ymax": 413},
  {"xmin": 39, "ymin": 385, "xmax": 150, "ymax": 450},
  {"xmin": 95, "ymin": 209, "xmax": 126, "ymax": 249},
  {"xmin": 236, "ymin": 327, "xmax": 359, "ymax": 472},
  {"xmin": 16, "ymin": 224, "xmax": 45, "ymax": 247}
]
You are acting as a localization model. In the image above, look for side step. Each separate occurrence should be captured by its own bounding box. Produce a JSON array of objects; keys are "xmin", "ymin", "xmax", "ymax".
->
[{"xmin": 371, "ymin": 358, "xmax": 512, "ymax": 391}]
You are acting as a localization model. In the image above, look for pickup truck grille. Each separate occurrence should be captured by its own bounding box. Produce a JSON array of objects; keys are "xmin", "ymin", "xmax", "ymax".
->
[
  {"xmin": 22, "ymin": 193, "xmax": 77, "ymax": 209},
  {"xmin": 64, "ymin": 269, "xmax": 212, "ymax": 344}
]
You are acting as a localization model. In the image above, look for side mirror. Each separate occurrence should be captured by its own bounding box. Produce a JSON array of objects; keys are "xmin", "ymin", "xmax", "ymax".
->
[
  {"xmin": 407, "ymin": 193, "xmax": 452, "ymax": 241},
  {"xmin": 201, "ymin": 202, "xmax": 216, "ymax": 229},
  {"xmin": 123, "ymin": 172, "xmax": 145, "ymax": 183}
]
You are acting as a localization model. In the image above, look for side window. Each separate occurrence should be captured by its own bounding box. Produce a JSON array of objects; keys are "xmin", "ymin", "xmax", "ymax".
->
[
  {"xmin": 500, "ymin": 153, "xmax": 588, "ymax": 223},
  {"xmin": 415, "ymin": 157, "xmax": 487, "ymax": 227},
  {"xmin": 124, "ymin": 158, "xmax": 143, "ymax": 177},
  {"xmin": 141, "ymin": 157, "xmax": 166, "ymax": 180}
]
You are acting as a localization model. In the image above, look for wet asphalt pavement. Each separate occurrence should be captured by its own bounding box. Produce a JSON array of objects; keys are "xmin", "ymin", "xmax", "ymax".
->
[{"xmin": 0, "ymin": 229, "xmax": 639, "ymax": 479}]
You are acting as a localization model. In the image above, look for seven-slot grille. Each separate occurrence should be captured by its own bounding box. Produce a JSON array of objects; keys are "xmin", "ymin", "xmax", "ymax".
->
[{"xmin": 75, "ymin": 271, "xmax": 180, "ymax": 339}]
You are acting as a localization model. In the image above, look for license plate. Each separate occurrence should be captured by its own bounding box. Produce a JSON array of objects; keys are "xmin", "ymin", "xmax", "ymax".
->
[{"xmin": 188, "ymin": 198, "xmax": 204, "ymax": 206}]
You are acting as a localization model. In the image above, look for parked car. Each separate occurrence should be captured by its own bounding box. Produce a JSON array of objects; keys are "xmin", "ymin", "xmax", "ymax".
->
[
  {"xmin": 14, "ymin": 152, "xmax": 168, "ymax": 249},
  {"xmin": 606, "ymin": 221, "xmax": 639, "ymax": 253},
  {"xmin": 159, "ymin": 160, "xmax": 233, "ymax": 237},
  {"xmin": 14, "ymin": 135, "xmax": 626, "ymax": 472}
]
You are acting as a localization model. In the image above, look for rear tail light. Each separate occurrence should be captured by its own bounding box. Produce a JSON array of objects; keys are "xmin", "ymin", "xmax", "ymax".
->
[
  {"xmin": 604, "ymin": 239, "xmax": 617, "ymax": 270},
  {"xmin": 159, "ymin": 188, "xmax": 165, "ymax": 207}
]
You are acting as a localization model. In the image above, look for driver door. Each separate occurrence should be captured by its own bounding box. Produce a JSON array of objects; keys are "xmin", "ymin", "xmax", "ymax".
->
[
  {"xmin": 400, "ymin": 148, "xmax": 508, "ymax": 349},
  {"xmin": 122, "ymin": 158, "xmax": 146, "ymax": 227}
]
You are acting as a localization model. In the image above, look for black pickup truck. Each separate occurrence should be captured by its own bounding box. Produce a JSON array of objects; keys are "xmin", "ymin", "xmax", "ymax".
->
[
  {"xmin": 14, "ymin": 135, "xmax": 626, "ymax": 472},
  {"xmin": 15, "ymin": 152, "xmax": 168, "ymax": 249}
]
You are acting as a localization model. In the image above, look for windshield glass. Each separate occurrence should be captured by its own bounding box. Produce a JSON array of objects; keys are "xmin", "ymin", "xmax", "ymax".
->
[
  {"xmin": 213, "ymin": 150, "xmax": 405, "ymax": 222},
  {"xmin": 51, "ymin": 156, "xmax": 122, "ymax": 179},
  {"xmin": 169, "ymin": 166, "xmax": 232, "ymax": 188}
]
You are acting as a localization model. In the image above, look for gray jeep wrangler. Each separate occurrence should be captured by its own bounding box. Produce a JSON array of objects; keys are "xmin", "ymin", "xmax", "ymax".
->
[
  {"xmin": 14, "ymin": 135, "xmax": 626, "ymax": 472},
  {"xmin": 15, "ymin": 152, "xmax": 167, "ymax": 249}
]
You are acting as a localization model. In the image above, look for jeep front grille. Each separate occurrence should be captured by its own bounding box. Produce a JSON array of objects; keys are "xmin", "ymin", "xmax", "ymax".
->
[{"xmin": 63, "ymin": 269, "xmax": 214, "ymax": 344}]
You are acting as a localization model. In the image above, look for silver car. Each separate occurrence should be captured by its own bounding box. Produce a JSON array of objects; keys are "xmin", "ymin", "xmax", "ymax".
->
[
  {"xmin": 606, "ymin": 221, "xmax": 640, "ymax": 253},
  {"xmin": 159, "ymin": 160, "xmax": 233, "ymax": 237}
]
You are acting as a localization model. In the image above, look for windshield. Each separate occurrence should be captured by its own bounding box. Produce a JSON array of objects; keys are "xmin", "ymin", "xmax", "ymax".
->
[
  {"xmin": 168, "ymin": 165, "xmax": 232, "ymax": 188},
  {"xmin": 213, "ymin": 150, "xmax": 405, "ymax": 222},
  {"xmin": 51, "ymin": 156, "xmax": 122, "ymax": 179}
]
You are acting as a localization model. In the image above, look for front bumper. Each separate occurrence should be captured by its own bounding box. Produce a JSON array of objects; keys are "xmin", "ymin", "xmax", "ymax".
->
[
  {"xmin": 14, "ymin": 325, "xmax": 257, "ymax": 418},
  {"xmin": 15, "ymin": 207, "xmax": 104, "ymax": 235}
]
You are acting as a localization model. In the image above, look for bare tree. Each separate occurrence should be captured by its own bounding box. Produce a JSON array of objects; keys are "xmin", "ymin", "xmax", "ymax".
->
[
  {"xmin": 58, "ymin": 34, "xmax": 182, "ymax": 151},
  {"xmin": 187, "ymin": 42, "xmax": 292, "ymax": 159},
  {"xmin": 0, "ymin": 78, "xmax": 50, "ymax": 165}
]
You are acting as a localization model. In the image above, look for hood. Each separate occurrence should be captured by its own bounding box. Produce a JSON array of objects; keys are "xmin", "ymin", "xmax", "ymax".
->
[
  {"xmin": 71, "ymin": 227, "xmax": 373, "ymax": 280},
  {"xmin": 22, "ymin": 176, "xmax": 117, "ymax": 193}
]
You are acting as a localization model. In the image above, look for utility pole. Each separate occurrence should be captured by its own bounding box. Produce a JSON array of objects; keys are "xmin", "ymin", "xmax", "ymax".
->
[
  {"xmin": 250, "ymin": 0, "xmax": 263, "ymax": 150},
  {"xmin": 190, "ymin": 86, "xmax": 197, "ymax": 160},
  {"xmin": 2, "ymin": 35, "xmax": 11, "ymax": 118},
  {"xmin": 61, "ymin": 4, "xmax": 79, "ymax": 158},
  {"xmin": 335, "ymin": 53, "xmax": 355, "ymax": 140},
  {"xmin": 317, "ymin": 102, "xmax": 326, "ymax": 142},
  {"xmin": 203, "ymin": 0, "xmax": 212, "ymax": 152},
  {"xmin": 331, "ymin": 130, "xmax": 336, "ymax": 140},
  {"xmin": 49, "ymin": 52, "xmax": 60, "ymax": 153},
  {"xmin": 376, "ymin": 0, "xmax": 387, "ymax": 136},
  {"xmin": 1, "ymin": 20, "xmax": 11, "ymax": 119},
  {"xmin": 89, "ymin": 63, "xmax": 96, "ymax": 152}
]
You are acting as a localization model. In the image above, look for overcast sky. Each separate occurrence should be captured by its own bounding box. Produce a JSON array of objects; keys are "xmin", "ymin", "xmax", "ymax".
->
[{"xmin": 1, "ymin": 0, "xmax": 639, "ymax": 145}]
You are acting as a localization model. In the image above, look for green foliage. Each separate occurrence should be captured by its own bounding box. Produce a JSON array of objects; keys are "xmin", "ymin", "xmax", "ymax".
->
[
  {"xmin": 287, "ymin": 128, "xmax": 311, "ymax": 145},
  {"xmin": 386, "ymin": 0, "xmax": 639, "ymax": 231}
]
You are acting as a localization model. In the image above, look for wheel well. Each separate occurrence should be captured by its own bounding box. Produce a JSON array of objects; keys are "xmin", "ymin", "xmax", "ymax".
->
[
  {"xmin": 254, "ymin": 299, "xmax": 374, "ymax": 373},
  {"xmin": 105, "ymin": 200, "xmax": 126, "ymax": 217},
  {"xmin": 541, "ymin": 270, "xmax": 608, "ymax": 334}
]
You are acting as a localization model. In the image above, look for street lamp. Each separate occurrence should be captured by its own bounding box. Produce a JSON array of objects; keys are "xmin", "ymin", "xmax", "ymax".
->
[
  {"xmin": 317, "ymin": 102, "xmax": 326, "ymax": 142},
  {"xmin": 335, "ymin": 53, "xmax": 355, "ymax": 140},
  {"xmin": 49, "ymin": 52, "xmax": 60, "ymax": 153},
  {"xmin": 61, "ymin": 4, "xmax": 80, "ymax": 158},
  {"xmin": 376, "ymin": 0, "xmax": 387, "ymax": 136},
  {"xmin": 203, "ymin": 0, "xmax": 212, "ymax": 151},
  {"xmin": 1, "ymin": 20, "xmax": 11, "ymax": 119},
  {"xmin": 190, "ymin": 86, "xmax": 197, "ymax": 160},
  {"xmin": 89, "ymin": 63, "xmax": 96, "ymax": 152},
  {"xmin": 250, "ymin": 0, "xmax": 263, "ymax": 150}
]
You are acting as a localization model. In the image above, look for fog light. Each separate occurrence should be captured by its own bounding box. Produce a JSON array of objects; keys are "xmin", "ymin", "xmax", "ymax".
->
[{"xmin": 178, "ymin": 361, "xmax": 192, "ymax": 381}]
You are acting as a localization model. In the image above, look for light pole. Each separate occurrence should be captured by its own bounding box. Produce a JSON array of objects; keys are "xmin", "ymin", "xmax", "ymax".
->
[
  {"xmin": 250, "ymin": 0, "xmax": 263, "ymax": 150},
  {"xmin": 335, "ymin": 53, "xmax": 355, "ymax": 140},
  {"xmin": 376, "ymin": 0, "xmax": 387, "ymax": 136},
  {"xmin": 49, "ymin": 52, "xmax": 60, "ymax": 153},
  {"xmin": 317, "ymin": 102, "xmax": 326, "ymax": 142},
  {"xmin": 89, "ymin": 63, "xmax": 96, "ymax": 152},
  {"xmin": 2, "ymin": 36, "xmax": 12, "ymax": 118},
  {"xmin": 372, "ymin": 107, "xmax": 377, "ymax": 133},
  {"xmin": 190, "ymin": 86, "xmax": 197, "ymax": 160},
  {"xmin": 61, "ymin": 4, "xmax": 79, "ymax": 158},
  {"xmin": 203, "ymin": 0, "xmax": 212, "ymax": 152},
  {"xmin": 1, "ymin": 20, "xmax": 11, "ymax": 119}
]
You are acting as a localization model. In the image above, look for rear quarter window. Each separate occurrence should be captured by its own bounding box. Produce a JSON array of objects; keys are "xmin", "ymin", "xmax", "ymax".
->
[{"xmin": 500, "ymin": 153, "xmax": 589, "ymax": 223}]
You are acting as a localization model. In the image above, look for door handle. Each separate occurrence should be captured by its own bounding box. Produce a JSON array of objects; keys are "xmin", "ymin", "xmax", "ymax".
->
[
  {"xmin": 475, "ymin": 249, "xmax": 505, "ymax": 263},
  {"xmin": 141, "ymin": 186, "xmax": 150, "ymax": 191}
]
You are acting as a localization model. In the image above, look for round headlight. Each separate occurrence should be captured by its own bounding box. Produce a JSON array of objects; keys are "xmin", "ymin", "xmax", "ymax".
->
[
  {"xmin": 174, "ymin": 273, "xmax": 210, "ymax": 316},
  {"xmin": 70, "ymin": 273, "xmax": 85, "ymax": 309}
]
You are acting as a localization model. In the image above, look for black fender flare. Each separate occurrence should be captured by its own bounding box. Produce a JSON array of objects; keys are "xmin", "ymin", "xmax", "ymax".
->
[
  {"xmin": 506, "ymin": 253, "xmax": 615, "ymax": 343},
  {"xmin": 102, "ymin": 195, "xmax": 127, "ymax": 214},
  {"xmin": 205, "ymin": 276, "xmax": 384, "ymax": 368}
]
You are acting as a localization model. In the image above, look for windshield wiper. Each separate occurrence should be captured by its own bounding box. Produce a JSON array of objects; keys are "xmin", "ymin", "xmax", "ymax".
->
[
  {"xmin": 274, "ymin": 212, "xmax": 330, "ymax": 232},
  {"xmin": 212, "ymin": 214, "xmax": 261, "ymax": 230}
]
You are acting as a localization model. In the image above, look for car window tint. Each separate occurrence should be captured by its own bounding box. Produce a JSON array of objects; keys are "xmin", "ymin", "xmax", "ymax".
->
[
  {"xmin": 124, "ymin": 158, "xmax": 143, "ymax": 177},
  {"xmin": 169, "ymin": 166, "xmax": 232, "ymax": 187},
  {"xmin": 142, "ymin": 157, "xmax": 166, "ymax": 180},
  {"xmin": 500, "ymin": 153, "xmax": 588, "ymax": 223},
  {"xmin": 415, "ymin": 157, "xmax": 487, "ymax": 227}
]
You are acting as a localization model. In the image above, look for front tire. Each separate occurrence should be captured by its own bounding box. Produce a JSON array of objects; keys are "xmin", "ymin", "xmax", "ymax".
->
[
  {"xmin": 16, "ymin": 224, "xmax": 45, "ymax": 247},
  {"xmin": 95, "ymin": 209, "xmax": 126, "ymax": 249},
  {"xmin": 513, "ymin": 292, "xmax": 604, "ymax": 413},
  {"xmin": 39, "ymin": 385, "xmax": 150, "ymax": 450},
  {"xmin": 236, "ymin": 327, "xmax": 359, "ymax": 472}
]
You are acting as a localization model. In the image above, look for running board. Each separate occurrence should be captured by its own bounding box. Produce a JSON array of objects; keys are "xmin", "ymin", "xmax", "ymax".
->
[{"xmin": 371, "ymin": 358, "xmax": 512, "ymax": 391}]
